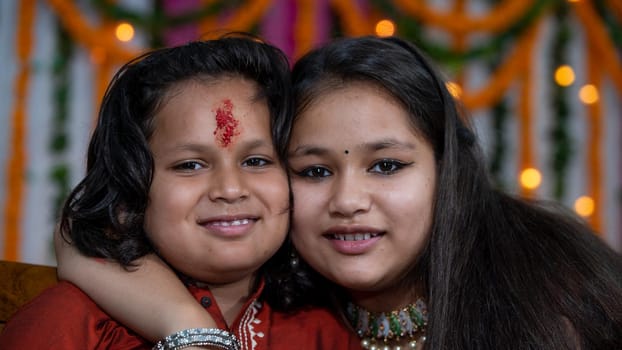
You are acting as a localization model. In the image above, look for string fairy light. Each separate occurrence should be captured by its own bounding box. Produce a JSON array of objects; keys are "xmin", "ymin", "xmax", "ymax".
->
[
  {"xmin": 446, "ymin": 81, "xmax": 463, "ymax": 98},
  {"xmin": 555, "ymin": 64, "xmax": 575, "ymax": 86},
  {"xmin": 115, "ymin": 22, "xmax": 135, "ymax": 42},
  {"xmin": 375, "ymin": 19, "xmax": 395, "ymax": 37},
  {"xmin": 574, "ymin": 196, "xmax": 595, "ymax": 217},
  {"xmin": 579, "ymin": 84, "xmax": 599, "ymax": 104},
  {"xmin": 520, "ymin": 167, "xmax": 542, "ymax": 190}
]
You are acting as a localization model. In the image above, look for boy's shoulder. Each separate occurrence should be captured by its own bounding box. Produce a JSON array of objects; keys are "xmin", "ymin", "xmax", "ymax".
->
[{"xmin": 0, "ymin": 281, "xmax": 149, "ymax": 349}]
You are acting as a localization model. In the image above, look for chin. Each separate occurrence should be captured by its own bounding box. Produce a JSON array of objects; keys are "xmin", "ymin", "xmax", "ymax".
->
[{"xmin": 325, "ymin": 271, "xmax": 384, "ymax": 292}]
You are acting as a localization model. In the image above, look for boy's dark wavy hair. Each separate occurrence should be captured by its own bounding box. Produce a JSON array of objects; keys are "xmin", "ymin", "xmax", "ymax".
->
[
  {"xmin": 285, "ymin": 35, "xmax": 622, "ymax": 348},
  {"xmin": 59, "ymin": 35, "xmax": 293, "ymax": 293}
]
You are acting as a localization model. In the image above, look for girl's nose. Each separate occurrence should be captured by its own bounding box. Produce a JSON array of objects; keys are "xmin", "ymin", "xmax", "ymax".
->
[{"xmin": 328, "ymin": 172, "xmax": 371, "ymax": 217}]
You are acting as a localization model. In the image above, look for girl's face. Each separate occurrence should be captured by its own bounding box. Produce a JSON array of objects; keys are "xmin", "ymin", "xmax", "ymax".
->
[
  {"xmin": 288, "ymin": 82, "xmax": 436, "ymax": 310},
  {"xmin": 144, "ymin": 78, "xmax": 289, "ymax": 286}
]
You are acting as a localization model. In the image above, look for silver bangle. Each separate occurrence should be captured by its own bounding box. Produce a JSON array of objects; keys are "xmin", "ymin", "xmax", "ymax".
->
[{"xmin": 153, "ymin": 328, "xmax": 241, "ymax": 350}]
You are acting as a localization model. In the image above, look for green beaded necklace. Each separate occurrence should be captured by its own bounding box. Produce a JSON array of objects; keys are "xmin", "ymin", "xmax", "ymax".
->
[{"xmin": 346, "ymin": 298, "xmax": 427, "ymax": 349}]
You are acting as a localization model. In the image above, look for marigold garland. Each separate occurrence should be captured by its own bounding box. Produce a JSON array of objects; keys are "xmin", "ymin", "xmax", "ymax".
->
[
  {"xmin": 605, "ymin": 0, "xmax": 622, "ymax": 23},
  {"xmin": 93, "ymin": 0, "xmax": 223, "ymax": 29},
  {"xmin": 450, "ymin": 0, "xmax": 466, "ymax": 85},
  {"xmin": 330, "ymin": 0, "xmax": 373, "ymax": 36},
  {"xmin": 586, "ymin": 43, "xmax": 604, "ymax": 234},
  {"xmin": 393, "ymin": 0, "xmax": 538, "ymax": 34},
  {"xmin": 295, "ymin": 0, "xmax": 316, "ymax": 59},
  {"xmin": 45, "ymin": 0, "xmax": 138, "ymax": 63},
  {"xmin": 225, "ymin": 0, "xmax": 273, "ymax": 31},
  {"xmin": 572, "ymin": 1, "xmax": 622, "ymax": 93},
  {"xmin": 198, "ymin": 0, "xmax": 273, "ymax": 37},
  {"xmin": 460, "ymin": 22, "xmax": 536, "ymax": 110},
  {"xmin": 4, "ymin": 0, "xmax": 36, "ymax": 261},
  {"xmin": 94, "ymin": 21, "xmax": 117, "ymax": 126},
  {"xmin": 384, "ymin": 0, "xmax": 549, "ymax": 69},
  {"xmin": 517, "ymin": 19, "xmax": 542, "ymax": 198}
]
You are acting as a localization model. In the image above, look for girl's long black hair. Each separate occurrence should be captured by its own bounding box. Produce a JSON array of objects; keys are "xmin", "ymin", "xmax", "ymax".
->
[{"xmin": 285, "ymin": 35, "xmax": 622, "ymax": 349}]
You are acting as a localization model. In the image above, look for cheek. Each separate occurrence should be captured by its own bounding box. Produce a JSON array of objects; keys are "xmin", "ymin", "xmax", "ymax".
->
[
  {"xmin": 383, "ymin": 177, "xmax": 435, "ymax": 222},
  {"xmin": 290, "ymin": 184, "xmax": 318, "ymax": 234},
  {"xmin": 291, "ymin": 181, "xmax": 320, "ymax": 210},
  {"xmin": 290, "ymin": 223, "xmax": 310, "ymax": 260},
  {"xmin": 144, "ymin": 178, "xmax": 194, "ymax": 229},
  {"xmin": 256, "ymin": 173, "xmax": 290, "ymax": 211}
]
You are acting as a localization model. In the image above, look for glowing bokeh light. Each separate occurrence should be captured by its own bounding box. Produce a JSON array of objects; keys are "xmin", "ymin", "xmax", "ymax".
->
[
  {"xmin": 554, "ymin": 65, "xmax": 575, "ymax": 87},
  {"xmin": 375, "ymin": 19, "xmax": 395, "ymax": 37},
  {"xmin": 579, "ymin": 84, "xmax": 599, "ymax": 104},
  {"xmin": 446, "ymin": 81, "xmax": 462, "ymax": 99},
  {"xmin": 520, "ymin": 167, "xmax": 542, "ymax": 190},
  {"xmin": 574, "ymin": 196, "xmax": 594, "ymax": 217},
  {"xmin": 116, "ymin": 22, "xmax": 135, "ymax": 42}
]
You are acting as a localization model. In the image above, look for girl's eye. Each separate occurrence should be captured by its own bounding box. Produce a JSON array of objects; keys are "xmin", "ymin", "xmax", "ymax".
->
[
  {"xmin": 295, "ymin": 166, "xmax": 332, "ymax": 178},
  {"xmin": 243, "ymin": 157, "xmax": 270, "ymax": 167},
  {"xmin": 173, "ymin": 161, "xmax": 204, "ymax": 171},
  {"xmin": 369, "ymin": 159, "xmax": 409, "ymax": 175}
]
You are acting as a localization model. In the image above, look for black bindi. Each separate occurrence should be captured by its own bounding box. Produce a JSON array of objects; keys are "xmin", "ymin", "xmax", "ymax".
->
[{"xmin": 344, "ymin": 150, "xmax": 349, "ymax": 154}]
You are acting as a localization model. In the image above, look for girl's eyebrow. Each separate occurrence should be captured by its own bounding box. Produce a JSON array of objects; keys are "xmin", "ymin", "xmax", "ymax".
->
[
  {"xmin": 288, "ymin": 145, "xmax": 329, "ymax": 157},
  {"xmin": 365, "ymin": 139, "xmax": 417, "ymax": 151},
  {"xmin": 289, "ymin": 138, "xmax": 416, "ymax": 157}
]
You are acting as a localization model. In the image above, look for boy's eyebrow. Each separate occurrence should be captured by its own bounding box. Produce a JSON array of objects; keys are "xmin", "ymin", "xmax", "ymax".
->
[
  {"xmin": 289, "ymin": 138, "xmax": 416, "ymax": 157},
  {"xmin": 242, "ymin": 139, "xmax": 274, "ymax": 150}
]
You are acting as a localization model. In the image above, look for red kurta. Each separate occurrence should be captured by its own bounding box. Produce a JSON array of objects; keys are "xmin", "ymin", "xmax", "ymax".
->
[{"xmin": 0, "ymin": 281, "xmax": 362, "ymax": 349}]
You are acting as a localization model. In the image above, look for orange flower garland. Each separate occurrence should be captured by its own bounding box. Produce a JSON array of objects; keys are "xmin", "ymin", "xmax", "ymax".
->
[
  {"xmin": 460, "ymin": 21, "xmax": 538, "ymax": 110},
  {"xmin": 93, "ymin": 21, "xmax": 117, "ymax": 127},
  {"xmin": 517, "ymin": 19, "xmax": 542, "ymax": 198},
  {"xmin": 605, "ymin": 0, "xmax": 622, "ymax": 23},
  {"xmin": 45, "ymin": 0, "xmax": 139, "ymax": 63},
  {"xmin": 450, "ymin": 0, "xmax": 466, "ymax": 85},
  {"xmin": 294, "ymin": 0, "xmax": 316, "ymax": 60},
  {"xmin": 199, "ymin": 0, "xmax": 273, "ymax": 35},
  {"xmin": 586, "ymin": 44, "xmax": 603, "ymax": 234},
  {"xmin": 393, "ymin": 0, "xmax": 537, "ymax": 34},
  {"xmin": 224, "ymin": 0, "xmax": 273, "ymax": 31},
  {"xmin": 330, "ymin": 0, "xmax": 373, "ymax": 36},
  {"xmin": 571, "ymin": 1, "xmax": 622, "ymax": 94},
  {"xmin": 4, "ymin": 0, "xmax": 36, "ymax": 260}
]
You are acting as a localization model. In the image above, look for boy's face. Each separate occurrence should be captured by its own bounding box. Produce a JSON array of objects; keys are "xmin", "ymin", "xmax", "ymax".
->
[{"xmin": 144, "ymin": 78, "xmax": 289, "ymax": 286}]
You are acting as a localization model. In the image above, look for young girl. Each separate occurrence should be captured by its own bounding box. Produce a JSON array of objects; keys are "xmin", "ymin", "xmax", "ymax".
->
[
  {"xmin": 54, "ymin": 36, "xmax": 622, "ymax": 349},
  {"xmin": 286, "ymin": 36, "xmax": 622, "ymax": 349},
  {"xmin": 0, "ymin": 36, "xmax": 357, "ymax": 349}
]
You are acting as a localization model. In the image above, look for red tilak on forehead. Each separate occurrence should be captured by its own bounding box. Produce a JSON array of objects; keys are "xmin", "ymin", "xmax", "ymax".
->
[{"xmin": 213, "ymin": 99, "xmax": 240, "ymax": 147}]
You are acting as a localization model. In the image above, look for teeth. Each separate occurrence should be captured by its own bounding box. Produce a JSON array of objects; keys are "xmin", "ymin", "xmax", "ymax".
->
[
  {"xmin": 332, "ymin": 233, "xmax": 378, "ymax": 241},
  {"xmin": 212, "ymin": 219, "xmax": 250, "ymax": 227}
]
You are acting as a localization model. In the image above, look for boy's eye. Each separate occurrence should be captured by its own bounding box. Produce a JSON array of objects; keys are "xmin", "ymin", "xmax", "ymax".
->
[
  {"xmin": 173, "ymin": 161, "xmax": 203, "ymax": 171},
  {"xmin": 295, "ymin": 166, "xmax": 332, "ymax": 178},
  {"xmin": 369, "ymin": 159, "xmax": 408, "ymax": 175},
  {"xmin": 243, "ymin": 157, "xmax": 270, "ymax": 167}
]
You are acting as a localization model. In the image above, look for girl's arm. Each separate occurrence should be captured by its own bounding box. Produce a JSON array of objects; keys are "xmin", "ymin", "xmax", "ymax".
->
[{"xmin": 54, "ymin": 230, "xmax": 216, "ymax": 341}]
